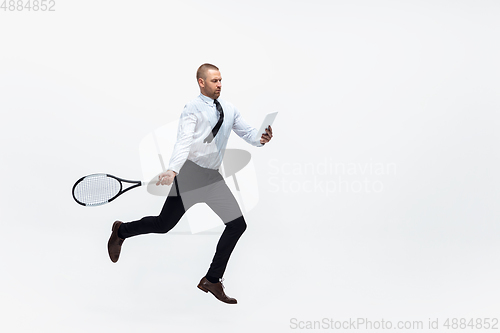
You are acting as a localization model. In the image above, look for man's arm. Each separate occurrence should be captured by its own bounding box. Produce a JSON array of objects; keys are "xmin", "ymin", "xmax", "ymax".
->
[
  {"xmin": 260, "ymin": 126, "xmax": 273, "ymax": 144},
  {"xmin": 157, "ymin": 169, "xmax": 177, "ymax": 186},
  {"xmin": 157, "ymin": 107, "xmax": 197, "ymax": 186},
  {"xmin": 232, "ymin": 108, "xmax": 272, "ymax": 146}
]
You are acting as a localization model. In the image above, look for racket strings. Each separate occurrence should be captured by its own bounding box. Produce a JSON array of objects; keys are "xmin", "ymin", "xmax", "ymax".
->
[{"xmin": 73, "ymin": 174, "xmax": 121, "ymax": 206}]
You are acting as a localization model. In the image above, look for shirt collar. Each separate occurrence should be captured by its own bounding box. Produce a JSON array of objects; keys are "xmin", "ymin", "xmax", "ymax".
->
[{"xmin": 199, "ymin": 93, "xmax": 216, "ymax": 106}]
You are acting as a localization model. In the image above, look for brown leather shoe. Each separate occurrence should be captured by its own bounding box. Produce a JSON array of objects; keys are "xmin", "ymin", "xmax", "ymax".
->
[
  {"xmin": 197, "ymin": 277, "xmax": 237, "ymax": 304},
  {"xmin": 108, "ymin": 221, "xmax": 124, "ymax": 263}
]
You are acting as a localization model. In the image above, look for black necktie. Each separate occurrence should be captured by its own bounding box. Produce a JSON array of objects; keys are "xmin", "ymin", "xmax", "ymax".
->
[{"xmin": 204, "ymin": 99, "xmax": 224, "ymax": 143}]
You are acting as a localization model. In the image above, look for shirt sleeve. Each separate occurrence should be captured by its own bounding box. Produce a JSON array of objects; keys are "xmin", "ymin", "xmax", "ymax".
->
[
  {"xmin": 167, "ymin": 105, "xmax": 197, "ymax": 174},
  {"xmin": 232, "ymin": 107, "xmax": 264, "ymax": 147}
]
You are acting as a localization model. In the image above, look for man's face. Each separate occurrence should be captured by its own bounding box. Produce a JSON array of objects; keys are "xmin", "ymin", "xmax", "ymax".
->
[{"xmin": 200, "ymin": 69, "xmax": 222, "ymax": 100}]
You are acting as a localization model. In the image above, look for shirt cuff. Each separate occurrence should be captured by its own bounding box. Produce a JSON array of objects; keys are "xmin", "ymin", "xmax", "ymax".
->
[{"xmin": 168, "ymin": 166, "xmax": 180, "ymax": 175}]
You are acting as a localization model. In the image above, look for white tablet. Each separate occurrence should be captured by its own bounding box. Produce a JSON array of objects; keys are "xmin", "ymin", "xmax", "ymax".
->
[{"xmin": 255, "ymin": 112, "xmax": 278, "ymax": 141}]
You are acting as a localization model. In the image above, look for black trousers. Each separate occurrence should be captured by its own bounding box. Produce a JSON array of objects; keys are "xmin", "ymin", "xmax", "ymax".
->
[{"xmin": 119, "ymin": 159, "xmax": 247, "ymax": 279}]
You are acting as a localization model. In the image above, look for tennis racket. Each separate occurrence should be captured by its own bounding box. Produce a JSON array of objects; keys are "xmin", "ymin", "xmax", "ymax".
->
[
  {"xmin": 72, "ymin": 172, "xmax": 176, "ymax": 206},
  {"xmin": 73, "ymin": 133, "xmax": 176, "ymax": 206},
  {"xmin": 72, "ymin": 174, "xmax": 146, "ymax": 206}
]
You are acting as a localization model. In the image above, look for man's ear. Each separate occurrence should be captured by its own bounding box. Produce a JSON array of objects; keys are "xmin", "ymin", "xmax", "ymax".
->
[{"xmin": 198, "ymin": 78, "xmax": 204, "ymax": 87}]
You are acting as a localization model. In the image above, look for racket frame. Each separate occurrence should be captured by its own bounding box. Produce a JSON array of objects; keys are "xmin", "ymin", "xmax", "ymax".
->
[{"xmin": 72, "ymin": 173, "xmax": 143, "ymax": 207}]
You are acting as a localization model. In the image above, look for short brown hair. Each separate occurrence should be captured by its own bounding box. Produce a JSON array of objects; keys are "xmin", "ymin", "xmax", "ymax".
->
[{"xmin": 196, "ymin": 63, "xmax": 219, "ymax": 80}]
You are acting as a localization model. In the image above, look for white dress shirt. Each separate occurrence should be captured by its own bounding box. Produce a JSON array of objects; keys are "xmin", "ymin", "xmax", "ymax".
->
[{"xmin": 167, "ymin": 93, "xmax": 264, "ymax": 174}]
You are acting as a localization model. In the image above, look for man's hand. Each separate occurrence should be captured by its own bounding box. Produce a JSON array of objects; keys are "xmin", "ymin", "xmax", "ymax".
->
[
  {"xmin": 260, "ymin": 125, "xmax": 273, "ymax": 144},
  {"xmin": 156, "ymin": 170, "xmax": 177, "ymax": 186}
]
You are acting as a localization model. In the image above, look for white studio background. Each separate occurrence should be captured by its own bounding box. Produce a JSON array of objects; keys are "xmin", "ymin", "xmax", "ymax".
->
[{"xmin": 1, "ymin": 1, "xmax": 499, "ymax": 332}]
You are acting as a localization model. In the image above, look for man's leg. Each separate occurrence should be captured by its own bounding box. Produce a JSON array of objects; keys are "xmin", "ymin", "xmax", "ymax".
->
[
  {"xmin": 118, "ymin": 194, "xmax": 185, "ymax": 238},
  {"xmin": 196, "ymin": 178, "xmax": 246, "ymax": 304},
  {"xmin": 108, "ymin": 179, "xmax": 188, "ymax": 262},
  {"xmin": 204, "ymin": 179, "xmax": 247, "ymax": 280},
  {"xmin": 205, "ymin": 215, "xmax": 247, "ymax": 279}
]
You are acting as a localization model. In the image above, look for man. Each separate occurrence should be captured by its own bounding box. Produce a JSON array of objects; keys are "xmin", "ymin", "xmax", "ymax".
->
[{"xmin": 107, "ymin": 63, "xmax": 273, "ymax": 304}]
